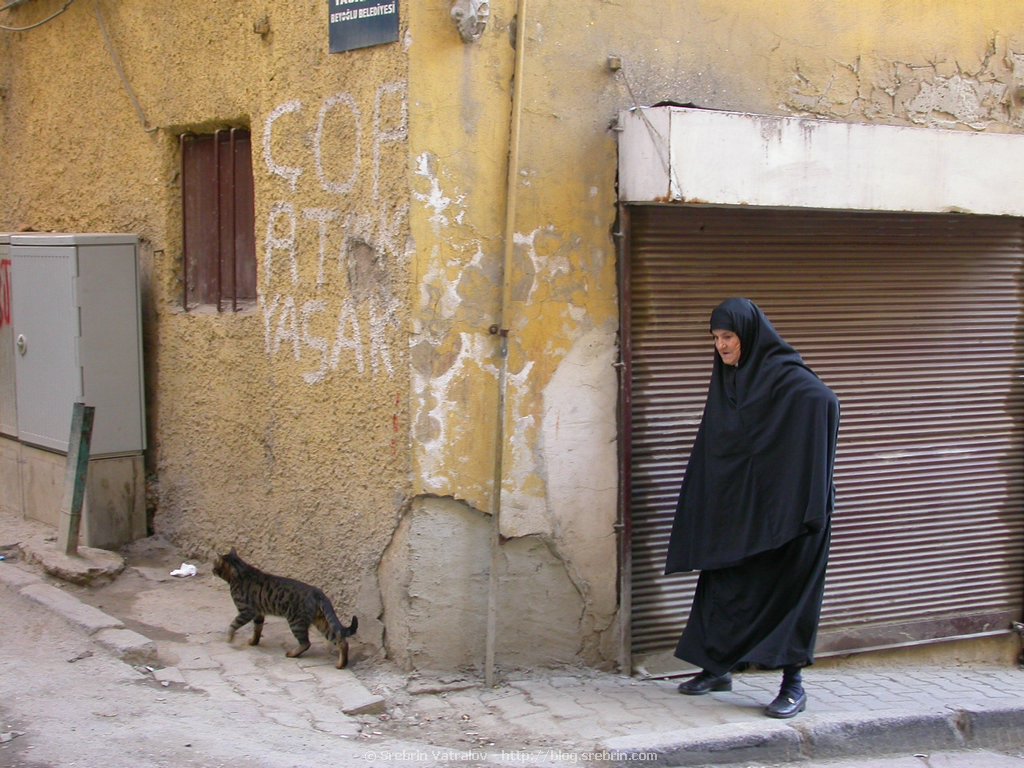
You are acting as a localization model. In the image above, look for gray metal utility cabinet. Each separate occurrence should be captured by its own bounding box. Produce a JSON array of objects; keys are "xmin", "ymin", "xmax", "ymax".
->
[{"xmin": 0, "ymin": 233, "xmax": 146, "ymax": 549}]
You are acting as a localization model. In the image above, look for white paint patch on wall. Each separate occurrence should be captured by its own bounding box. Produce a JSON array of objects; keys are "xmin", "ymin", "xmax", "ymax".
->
[
  {"xmin": 539, "ymin": 325, "xmax": 619, "ymax": 619},
  {"xmin": 514, "ymin": 227, "xmax": 572, "ymax": 305},
  {"xmin": 499, "ymin": 366, "xmax": 545, "ymax": 538},
  {"xmin": 413, "ymin": 152, "xmax": 465, "ymax": 229},
  {"xmin": 417, "ymin": 244, "xmax": 463, "ymax": 322},
  {"xmin": 411, "ymin": 330, "xmax": 501, "ymax": 494}
]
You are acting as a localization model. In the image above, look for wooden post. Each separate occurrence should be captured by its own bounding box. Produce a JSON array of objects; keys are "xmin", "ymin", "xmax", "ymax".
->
[{"xmin": 57, "ymin": 403, "xmax": 95, "ymax": 556}]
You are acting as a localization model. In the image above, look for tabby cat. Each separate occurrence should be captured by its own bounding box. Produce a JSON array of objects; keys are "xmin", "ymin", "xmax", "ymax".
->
[{"xmin": 213, "ymin": 548, "xmax": 358, "ymax": 669}]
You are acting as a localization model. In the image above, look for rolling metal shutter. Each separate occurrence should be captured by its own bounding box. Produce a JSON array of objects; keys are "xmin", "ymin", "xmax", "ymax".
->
[{"xmin": 624, "ymin": 204, "xmax": 1024, "ymax": 664}]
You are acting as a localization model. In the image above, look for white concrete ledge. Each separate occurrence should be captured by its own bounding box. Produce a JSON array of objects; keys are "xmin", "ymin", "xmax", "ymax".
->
[{"xmin": 618, "ymin": 106, "xmax": 1024, "ymax": 217}]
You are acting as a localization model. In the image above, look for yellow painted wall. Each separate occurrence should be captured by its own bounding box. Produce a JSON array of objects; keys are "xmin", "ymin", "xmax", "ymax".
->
[
  {"xmin": 401, "ymin": 0, "xmax": 1024, "ymax": 670},
  {"xmin": 3, "ymin": 0, "xmax": 1023, "ymax": 671},
  {"xmin": 0, "ymin": 0, "xmax": 411, "ymax": 656}
]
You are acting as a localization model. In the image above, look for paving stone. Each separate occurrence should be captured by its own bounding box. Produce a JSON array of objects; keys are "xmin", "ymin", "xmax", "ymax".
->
[
  {"xmin": 485, "ymin": 693, "xmax": 546, "ymax": 720},
  {"xmin": 317, "ymin": 682, "xmax": 386, "ymax": 716},
  {"xmin": 179, "ymin": 668, "xmax": 227, "ymax": 688},
  {"xmin": 224, "ymin": 674, "xmax": 286, "ymax": 698},
  {"xmin": 95, "ymin": 627, "xmax": 157, "ymax": 665},
  {"xmin": 302, "ymin": 704, "xmax": 362, "ymax": 738},
  {"xmin": 166, "ymin": 645, "xmax": 220, "ymax": 671},
  {"xmin": 407, "ymin": 677, "xmax": 478, "ymax": 695},
  {"xmin": 409, "ymin": 696, "xmax": 454, "ymax": 716},
  {"xmin": 267, "ymin": 665, "xmax": 317, "ymax": 683},
  {"xmin": 309, "ymin": 714, "xmax": 362, "ymax": 738},
  {"xmin": 547, "ymin": 675, "xmax": 587, "ymax": 689},
  {"xmin": 497, "ymin": 712, "xmax": 563, "ymax": 737},
  {"xmin": 210, "ymin": 648, "xmax": 266, "ymax": 676},
  {"xmin": 531, "ymin": 695, "xmax": 597, "ymax": 720},
  {"xmin": 264, "ymin": 708, "xmax": 313, "ymax": 730}
]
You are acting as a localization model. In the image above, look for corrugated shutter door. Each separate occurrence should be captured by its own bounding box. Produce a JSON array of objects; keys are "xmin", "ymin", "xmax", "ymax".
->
[{"xmin": 626, "ymin": 204, "xmax": 1024, "ymax": 662}]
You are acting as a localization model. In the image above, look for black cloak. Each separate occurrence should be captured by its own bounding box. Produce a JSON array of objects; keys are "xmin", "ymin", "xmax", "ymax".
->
[{"xmin": 665, "ymin": 298, "xmax": 840, "ymax": 675}]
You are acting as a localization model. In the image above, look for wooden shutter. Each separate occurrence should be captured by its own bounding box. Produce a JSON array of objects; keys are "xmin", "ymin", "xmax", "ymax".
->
[
  {"xmin": 624, "ymin": 204, "xmax": 1024, "ymax": 663},
  {"xmin": 181, "ymin": 129, "xmax": 256, "ymax": 310}
]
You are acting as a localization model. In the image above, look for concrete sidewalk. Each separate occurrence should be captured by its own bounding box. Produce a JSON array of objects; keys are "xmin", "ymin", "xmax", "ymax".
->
[{"xmin": 1, "ymin": 509, "xmax": 1022, "ymax": 768}]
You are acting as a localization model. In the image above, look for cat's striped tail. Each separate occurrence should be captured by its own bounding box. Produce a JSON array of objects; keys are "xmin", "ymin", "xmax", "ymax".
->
[{"xmin": 317, "ymin": 594, "xmax": 357, "ymax": 669}]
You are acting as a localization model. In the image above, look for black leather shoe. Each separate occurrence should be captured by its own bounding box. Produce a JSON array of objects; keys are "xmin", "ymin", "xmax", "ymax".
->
[
  {"xmin": 677, "ymin": 670, "xmax": 732, "ymax": 695},
  {"xmin": 765, "ymin": 688, "xmax": 807, "ymax": 718}
]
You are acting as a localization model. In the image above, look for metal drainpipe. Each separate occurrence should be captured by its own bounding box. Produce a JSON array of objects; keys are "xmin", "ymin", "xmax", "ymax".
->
[{"xmin": 485, "ymin": 0, "xmax": 528, "ymax": 688}]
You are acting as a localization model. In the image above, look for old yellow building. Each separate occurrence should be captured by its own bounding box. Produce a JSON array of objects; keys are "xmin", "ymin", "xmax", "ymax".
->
[{"xmin": 2, "ymin": 0, "xmax": 1022, "ymax": 676}]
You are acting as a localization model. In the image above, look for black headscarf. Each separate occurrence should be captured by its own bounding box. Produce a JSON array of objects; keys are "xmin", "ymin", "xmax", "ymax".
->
[{"xmin": 665, "ymin": 298, "xmax": 840, "ymax": 573}]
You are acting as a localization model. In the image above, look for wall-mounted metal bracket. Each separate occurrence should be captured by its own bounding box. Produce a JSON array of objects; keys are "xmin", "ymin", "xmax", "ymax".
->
[{"xmin": 451, "ymin": 0, "xmax": 489, "ymax": 43}]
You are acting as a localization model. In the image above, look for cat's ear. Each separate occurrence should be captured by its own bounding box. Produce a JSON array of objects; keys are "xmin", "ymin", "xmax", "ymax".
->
[{"xmin": 229, "ymin": 547, "xmax": 238, "ymax": 557}]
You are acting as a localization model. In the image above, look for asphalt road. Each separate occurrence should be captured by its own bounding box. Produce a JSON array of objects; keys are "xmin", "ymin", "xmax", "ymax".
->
[{"xmin": 754, "ymin": 749, "xmax": 1024, "ymax": 768}]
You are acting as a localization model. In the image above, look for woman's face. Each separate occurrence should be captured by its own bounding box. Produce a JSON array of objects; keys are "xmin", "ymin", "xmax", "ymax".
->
[{"xmin": 712, "ymin": 329, "xmax": 742, "ymax": 367}]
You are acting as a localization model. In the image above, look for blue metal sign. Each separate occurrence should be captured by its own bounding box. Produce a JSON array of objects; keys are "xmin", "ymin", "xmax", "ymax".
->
[{"xmin": 329, "ymin": 0, "xmax": 399, "ymax": 53}]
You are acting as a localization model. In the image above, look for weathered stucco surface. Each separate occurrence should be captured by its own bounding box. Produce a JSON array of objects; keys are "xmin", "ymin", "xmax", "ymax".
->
[
  {"xmin": 399, "ymin": 1, "xmax": 1024, "ymax": 670},
  {"xmin": 0, "ymin": 0, "xmax": 410, "ymax": 656},
  {"xmin": 380, "ymin": 496, "xmax": 583, "ymax": 671},
  {"xmin": 4, "ymin": 0, "xmax": 1024, "ymax": 672}
]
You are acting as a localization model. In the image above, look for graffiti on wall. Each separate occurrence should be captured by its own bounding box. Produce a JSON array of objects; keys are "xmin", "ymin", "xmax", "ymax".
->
[
  {"xmin": 0, "ymin": 260, "xmax": 11, "ymax": 328},
  {"xmin": 260, "ymin": 83, "xmax": 408, "ymax": 384}
]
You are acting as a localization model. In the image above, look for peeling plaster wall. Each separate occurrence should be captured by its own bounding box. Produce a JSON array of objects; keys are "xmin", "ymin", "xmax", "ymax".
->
[
  {"xmin": 379, "ymin": 497, "xmax": 582, "ymax": 672},
  {"xmin": 403, "ymin": 0, "xmax": 1024, "ymax": 671},
  {"xmin": 0, "ymin": 0, "xmax": 411, "ymax": 655},
  {"xmin": 590, "ymin": 3, "xmax": 1024, "ymax": 132},
  {"xmin": 404, "ymin": 3, "xmax": 626, "ymax": 670}
]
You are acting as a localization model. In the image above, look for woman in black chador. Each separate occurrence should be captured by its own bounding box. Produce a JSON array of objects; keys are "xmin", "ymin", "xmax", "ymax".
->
[{"xmin": 665, "ymin": 298, "xmax": 840, "ymax": 719}]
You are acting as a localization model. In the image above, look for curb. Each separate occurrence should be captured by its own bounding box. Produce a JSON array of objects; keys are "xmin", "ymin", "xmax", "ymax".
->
[
  {"xmin": 605, "ymin": 721, "xmax": 801, "ymax": 766},
  {"xmin": 604, "ymin": 705, "xmax": 1024, "ymax": 767},
  {"xmin": 0, "ymin": 561, "xmax": 156, "ymax": 665},
  {"xmin": 960, "ymin": 704, "xmax": 1024, "ymax": 753}
]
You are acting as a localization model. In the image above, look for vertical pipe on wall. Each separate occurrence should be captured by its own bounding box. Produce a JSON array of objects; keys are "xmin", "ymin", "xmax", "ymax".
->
[
  {"xmin": 614, "ymin": 203, "xmax": 633, "ymax": 673},
  {"xmin": 485, "ymin": 0, "xmax": 529, "ymax": 688}
]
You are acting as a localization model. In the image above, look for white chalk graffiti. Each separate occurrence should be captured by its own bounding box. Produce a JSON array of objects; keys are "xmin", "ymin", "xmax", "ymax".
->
[
  {"xmin": 264, "ymin": 101, "xmax": 303, "ymax": 191},
  {"xmin": 260, "ymin": 83, "xmax": 408, "ymax": 384}
]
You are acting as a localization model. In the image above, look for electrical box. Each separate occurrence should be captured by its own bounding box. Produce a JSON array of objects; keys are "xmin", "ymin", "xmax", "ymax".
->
[
  {"xmin": 0, "ymin": 233, "xmax": 146, "ymax": 549},
  {"xmin": 10, "ymin": 233, "xmax": 145, "ymax": 456},
  {"xmin": 0, "ymin": 234, "xmax": 14, "ymax": 437}
]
